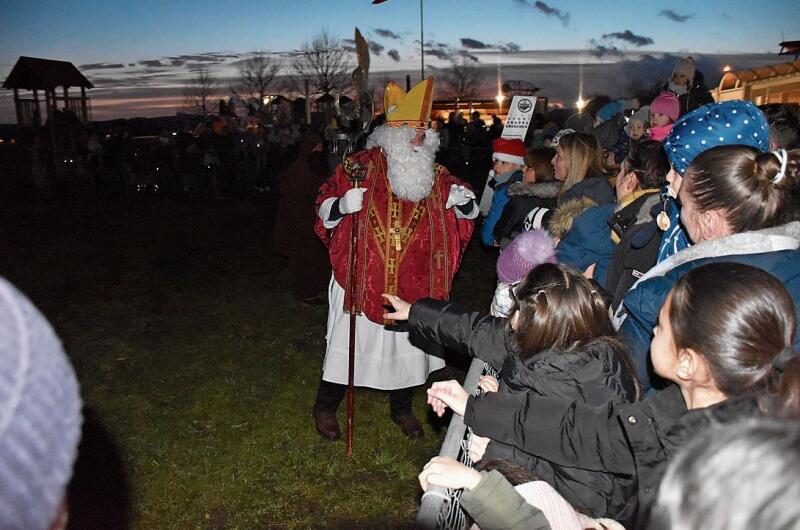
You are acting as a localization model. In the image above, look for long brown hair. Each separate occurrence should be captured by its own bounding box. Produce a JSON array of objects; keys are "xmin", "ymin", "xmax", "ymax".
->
[
  {"xmin": 669, "ymin": 262, "xmax": 800, "ymax": 417},
  {"xmin": 683, "ymin": 146, "xmax": 799, "ymax": 233},
  {"xmin": 557, "ymin": 132, "xmax": 606, "ymax": 193},
  {"xmin": 512, "ymin": 263, "xmax": 616, "ymax": 353},
  {"xmin": 526, "ymin": 147, "xmax": 556, "ymax": 182}
]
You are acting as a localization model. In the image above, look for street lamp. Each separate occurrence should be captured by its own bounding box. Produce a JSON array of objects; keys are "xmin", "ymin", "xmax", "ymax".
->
[
  {"xmin": 723, "ymin": 65, "xmax": 732, "ymax": 73},
  {"xmin": 576, "ymin": 96, "xmax": 587, "ymax": 112},
  {"xmin": 496, "ymin": 93, "xmax": 506, "ymax": 115}
]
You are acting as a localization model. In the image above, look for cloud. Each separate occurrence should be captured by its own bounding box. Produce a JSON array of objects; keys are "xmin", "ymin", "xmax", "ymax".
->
[
  {"xmin": 367, "ymin": 41, "xmax": 384, "ymax": 56},
  {"xmin": 601, "ymin": 30, "xmax": 653, "ymax": 47},
  {"xmin": 589, "ymin": 39, "xmax": 624, "ymax": 58},
  {"xmin": 424, "ymin": 48, "xmax": 451, "ymax": 60},
  {"xmin": 374, "ymin": 28, "xmax": 401, "ymax": 40},
  {"xmin": 499, "ymin": 42, "xmax": 521, "ymax": 53},
  {"xmin": 387, "ymin": 49, "xmax": 401, "ymax": 62},
  {"xmin": 138, "ymin": 60, "xmax": 166, "ymax": 68},
  {"xmin": 80, "ymin": 62, "xmax": 126, "ymax": 70},
  {"xmin": 533, "ymin": 1, "xmax": 570, "ymax": 27},
  {"xmin": 461, "ymin": 38, "xmax": 490, "ymax": 49},
  {"xmin": 165, "ymin": 52, "xmax": 240, "ymax": 64},
  {"xmin": 659, "ymin": 9, "xmax": 692, "ymax": 23}
]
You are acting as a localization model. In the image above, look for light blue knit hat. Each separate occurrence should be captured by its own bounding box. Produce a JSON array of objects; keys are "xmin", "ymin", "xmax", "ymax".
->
[
  {"xmin": 0, "ymin": 277, "xmax": 82, "ymax": 530},
  {"xmin": 664, "ymin": 100, "xmax": 769, "ymax": 175}
]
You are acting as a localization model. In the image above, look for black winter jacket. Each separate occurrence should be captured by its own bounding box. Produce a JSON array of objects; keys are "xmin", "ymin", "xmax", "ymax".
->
[
  {"xmin": 493, "ymin": 181, "xmax": 561, "ymax": 245},
  {"xmin": 464, "ymin": 383, "xmax": 763, "ymax": 529},
  {"xmin": 408, "ymin": 298, "xmax": 639, "ymax": 522}
]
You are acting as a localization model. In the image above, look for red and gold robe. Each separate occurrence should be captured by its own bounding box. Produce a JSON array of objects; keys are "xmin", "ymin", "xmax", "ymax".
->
[{"xmin": 315, "ymin": 147, "xmax": 474, "ymax": 324}]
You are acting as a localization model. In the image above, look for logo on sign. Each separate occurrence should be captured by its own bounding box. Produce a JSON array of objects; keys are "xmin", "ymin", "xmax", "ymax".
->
[{"xmin": 517, "ymin": 98, "xmax": 533, "ymax": 113}]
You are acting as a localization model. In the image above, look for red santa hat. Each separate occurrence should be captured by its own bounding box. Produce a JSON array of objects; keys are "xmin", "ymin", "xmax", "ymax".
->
[{"xmin": 492, "ymin": 138, "xmax": 526, "ymax": 166}]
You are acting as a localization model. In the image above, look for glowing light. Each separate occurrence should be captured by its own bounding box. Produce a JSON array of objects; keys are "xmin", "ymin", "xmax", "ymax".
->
[
  {"xmin": 723, "ymin": 65, "xmax": 732, "ymax": 72},
  {"xmin": 576, "ymin": 97, "xmax": 587, "ymax": 111}
]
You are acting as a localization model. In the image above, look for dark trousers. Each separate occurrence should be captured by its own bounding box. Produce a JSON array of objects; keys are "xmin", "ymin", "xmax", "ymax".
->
[{"xmin": 314, "ymin": 379, "xmax": 413, "ymax": 418}]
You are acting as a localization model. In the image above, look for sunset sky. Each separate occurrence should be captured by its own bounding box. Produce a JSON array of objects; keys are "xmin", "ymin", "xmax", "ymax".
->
[{"xmin": 1, "ymin": 0, "xmax": 798, "ymax": 122}]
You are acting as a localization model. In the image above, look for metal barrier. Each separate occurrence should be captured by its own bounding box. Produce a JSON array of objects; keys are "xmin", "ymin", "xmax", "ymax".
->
[{"xmin": 415, "ymin": 358, "xmax": 498, "ymax": 530}]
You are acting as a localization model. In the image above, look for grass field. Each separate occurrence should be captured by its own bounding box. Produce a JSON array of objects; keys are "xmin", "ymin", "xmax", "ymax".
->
[{"xmin": 0, "ymin": 194, "xmax": 497, "ymax": 529}]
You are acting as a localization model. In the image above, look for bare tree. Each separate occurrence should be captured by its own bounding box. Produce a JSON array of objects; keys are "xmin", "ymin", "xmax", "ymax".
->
[
  {"xmin": 292, "ymin": 30, "xmax": 351, "ymax": 96},
  {"xmin": 183, "ymin": 65, "xmax": 218, "ymax": 115},
  {"xmin": 440, "ymin": 53, "xmax": 486, "ymax": 101},
  {"xmin": 234, "ymin": 51, "xmax": 282, "ymax": 107}
]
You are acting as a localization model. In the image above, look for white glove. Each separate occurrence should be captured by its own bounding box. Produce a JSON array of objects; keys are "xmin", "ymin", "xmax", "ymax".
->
[
  {"xmin": 446, "ymin": 184, "xmax": 476, "ymax": 209},
  {"xmin": 339, "ymin": 187, "xmax": 368, "ymax": 214}
]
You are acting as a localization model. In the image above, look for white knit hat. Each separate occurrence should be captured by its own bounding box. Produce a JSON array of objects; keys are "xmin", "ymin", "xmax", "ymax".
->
[{"xmin": 0, "ymin": 277, "xmax": 83, "ymax": 530}]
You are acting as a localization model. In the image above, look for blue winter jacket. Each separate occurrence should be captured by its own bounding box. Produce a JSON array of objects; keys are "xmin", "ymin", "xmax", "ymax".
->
[
  {"xmin": 617, "ymin": 222, "xmax": 800, "ymax": 392},
  {"xmin": 656, "ymin": 195, "xmax": 690, "ymax": 263},
  {"xmin": 481, "ymin": 170, "xmax": 523, "ymax": 246},
  {"xmin": 556, "ymin": 203, "xmax": 615, "ymax": 287}
]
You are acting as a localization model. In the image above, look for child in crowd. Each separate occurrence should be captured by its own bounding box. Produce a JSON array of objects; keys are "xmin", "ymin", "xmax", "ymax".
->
[
  {"xmin": 647, "ymin": 92, "xmax": 680, "ymax": 142},
  {"xmin": 625, "ymin": 106, "xmax": 649, "ymax": 146},
  {"xmin": 426, "ymin": 262, "xmax": 800, "ymax": 527},
  {"xmin": 490, "ymin": 229, "xmax": 557, "ymax": 317},
  {"xmin": 384, "ymin": 263, "xmax": 639, "ymax": 523}
]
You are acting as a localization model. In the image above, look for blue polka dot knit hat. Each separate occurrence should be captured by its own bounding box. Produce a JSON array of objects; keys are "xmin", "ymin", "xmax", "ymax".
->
[
  {"xmin": 0, "ymin": 277, "xmax": 82, "ymax": 530},
  {"xmin": 664, "ymin": 100, "xmax": 769, "ymax": 175}
]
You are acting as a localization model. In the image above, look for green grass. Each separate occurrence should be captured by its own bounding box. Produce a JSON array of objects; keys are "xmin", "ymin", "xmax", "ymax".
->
[{"xmin": 0, "ymin": 194, "xmax": 496, "ymax": 529}]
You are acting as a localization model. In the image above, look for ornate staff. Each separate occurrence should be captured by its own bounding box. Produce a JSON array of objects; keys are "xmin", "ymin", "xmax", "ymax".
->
[{"xmin": 335, "ymin": 27, "xmax": 373, "ymax": 457}]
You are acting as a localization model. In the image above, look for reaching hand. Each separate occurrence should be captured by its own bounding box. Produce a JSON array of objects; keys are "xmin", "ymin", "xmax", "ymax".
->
[
  {"xmin": 419, "ymin": 456, "xmax": 482, "ymax": 492},
  {"xmin": 477, "ymin": 375, "xmax": 499, "ymax": 394},
  {"xmin": 339, "ymin": 187, "xmax": 368, "ymax": 214},
  {"xmin": 382, "ymin": 293, "xmax": 411, "ymax": 321},
  {"xmin": 468, "ymin": 435, "xmax": 491, "ymax": 463},
  {"xmin": 445, "ymin": 184, "xmax": 476, "ymax": 209},
  {"xmin": 427, "ymin": 380, "xmax": 469, "ymax": 417}
]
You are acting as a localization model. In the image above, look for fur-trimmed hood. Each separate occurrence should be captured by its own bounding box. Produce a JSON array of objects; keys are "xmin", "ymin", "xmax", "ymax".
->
[
  {"xmin": 506, "ymin": 181, "xmax": 563, "ymax": 199},
  {"xmin": 548, "ymin": 197, "xmax": 598, "ymax": 239}
]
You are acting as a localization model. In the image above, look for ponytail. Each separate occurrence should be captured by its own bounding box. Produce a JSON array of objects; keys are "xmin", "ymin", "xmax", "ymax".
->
[
  {"xmin": 760, "ymin": 347, "xmax": 800, "ymax": 418},
  {"xmin": 684, "ymin": 146, "xmax": 799, "ymax": 232}
]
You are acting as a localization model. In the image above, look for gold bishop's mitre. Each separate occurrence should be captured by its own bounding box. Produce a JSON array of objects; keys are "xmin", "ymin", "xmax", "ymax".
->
[{"xmin": 384, "ymin": 77, "xmax": 434, "ymax": 128}]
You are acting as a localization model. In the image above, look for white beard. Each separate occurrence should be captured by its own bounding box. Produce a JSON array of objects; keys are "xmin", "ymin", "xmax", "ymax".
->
[{"xmin": 366, "ymin": 125, "xmax": 440, "ymax": 202}]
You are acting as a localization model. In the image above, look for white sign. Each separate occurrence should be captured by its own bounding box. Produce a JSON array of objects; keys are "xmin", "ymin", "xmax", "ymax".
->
[{"xmin": 501, "ymin": 96, "xmax": 537, "ymax": 140}]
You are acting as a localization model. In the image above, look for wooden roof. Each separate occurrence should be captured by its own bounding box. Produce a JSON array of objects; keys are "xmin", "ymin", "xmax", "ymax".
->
[
  {"xmin": 719, "ymin": 59, "xmax": 800, "ymax": 91},
  {"xmin": 2, "ymin": 56, "xmax": 94, "ymax": 91}
]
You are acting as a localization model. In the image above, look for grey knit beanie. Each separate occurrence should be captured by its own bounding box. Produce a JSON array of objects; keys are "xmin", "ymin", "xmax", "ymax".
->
[{"xmin": 0, "ymin": 277, "xmax": 82, "ymax": 530}]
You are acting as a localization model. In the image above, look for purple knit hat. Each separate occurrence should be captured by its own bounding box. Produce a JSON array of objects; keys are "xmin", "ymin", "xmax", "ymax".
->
[{"xmin": 497, "ymin": 230, "xmax": 557, "ymax": 284}]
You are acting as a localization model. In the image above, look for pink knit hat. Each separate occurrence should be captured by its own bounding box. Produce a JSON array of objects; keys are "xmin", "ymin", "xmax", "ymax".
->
[
  {"xmin": 496, "ymin": 230, "xmax": 557, "ymax": 284},
  {"xmin": 650, "ymin": 91, "xmax": 680, "ymax": 122}
]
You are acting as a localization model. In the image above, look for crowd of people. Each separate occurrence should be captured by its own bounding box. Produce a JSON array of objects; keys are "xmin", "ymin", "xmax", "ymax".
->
[
  {"xmin": 381, "ymin": 57, "xmax": 799, "ymax": 530},
  {"xmin": 3, "ymin": 56, "xmax": 800, "ymax": 530}
]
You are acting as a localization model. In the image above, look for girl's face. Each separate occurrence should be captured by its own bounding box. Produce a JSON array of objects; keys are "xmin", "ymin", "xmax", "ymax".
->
[
  {"xmin": 650, "ymin": 112, "xmax": 671, "ymax": 128},
  {"xmin": 678, "ymin": 178, "xmax": 704, "ymax": 243},
  {"xmin": 615, "ymin": 163, "xmax": 635, "ymax": 201},
  {"xmin": 551, "ymin": 146, "xmax": 566, "ymax": 181},
  {"xmin": 627, "ymin": 121, "xmax": 645, "ymax": 140},
  {"xmin": 665, "ymin": 166, "xmax": 683, "ymax": 198},
  {"xmin": 651, "ymin": 293, "xmax": 681, "ymax": 381},
  {"xmin": 522, "ymin": 163, "xmax": 536, "ymax": 183}
]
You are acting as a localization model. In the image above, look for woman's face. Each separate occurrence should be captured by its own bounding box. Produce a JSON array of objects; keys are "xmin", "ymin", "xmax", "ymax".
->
[
  {"xmin": 651, "ymin": 293, "xmax": 681, "ymax": 382},
  {"xmin": 551, "ymin": 146, "xmax": 566, "ymax": 181}
]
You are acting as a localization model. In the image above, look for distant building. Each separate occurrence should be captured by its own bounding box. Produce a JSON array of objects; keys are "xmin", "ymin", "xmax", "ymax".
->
[
  {"xmin": 2, "ymin": 56, "xmax": 93, "ymax": 127},
  {"xmin": 713, "ymin": 58, "xmax": 800, "ymax": 105}
]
